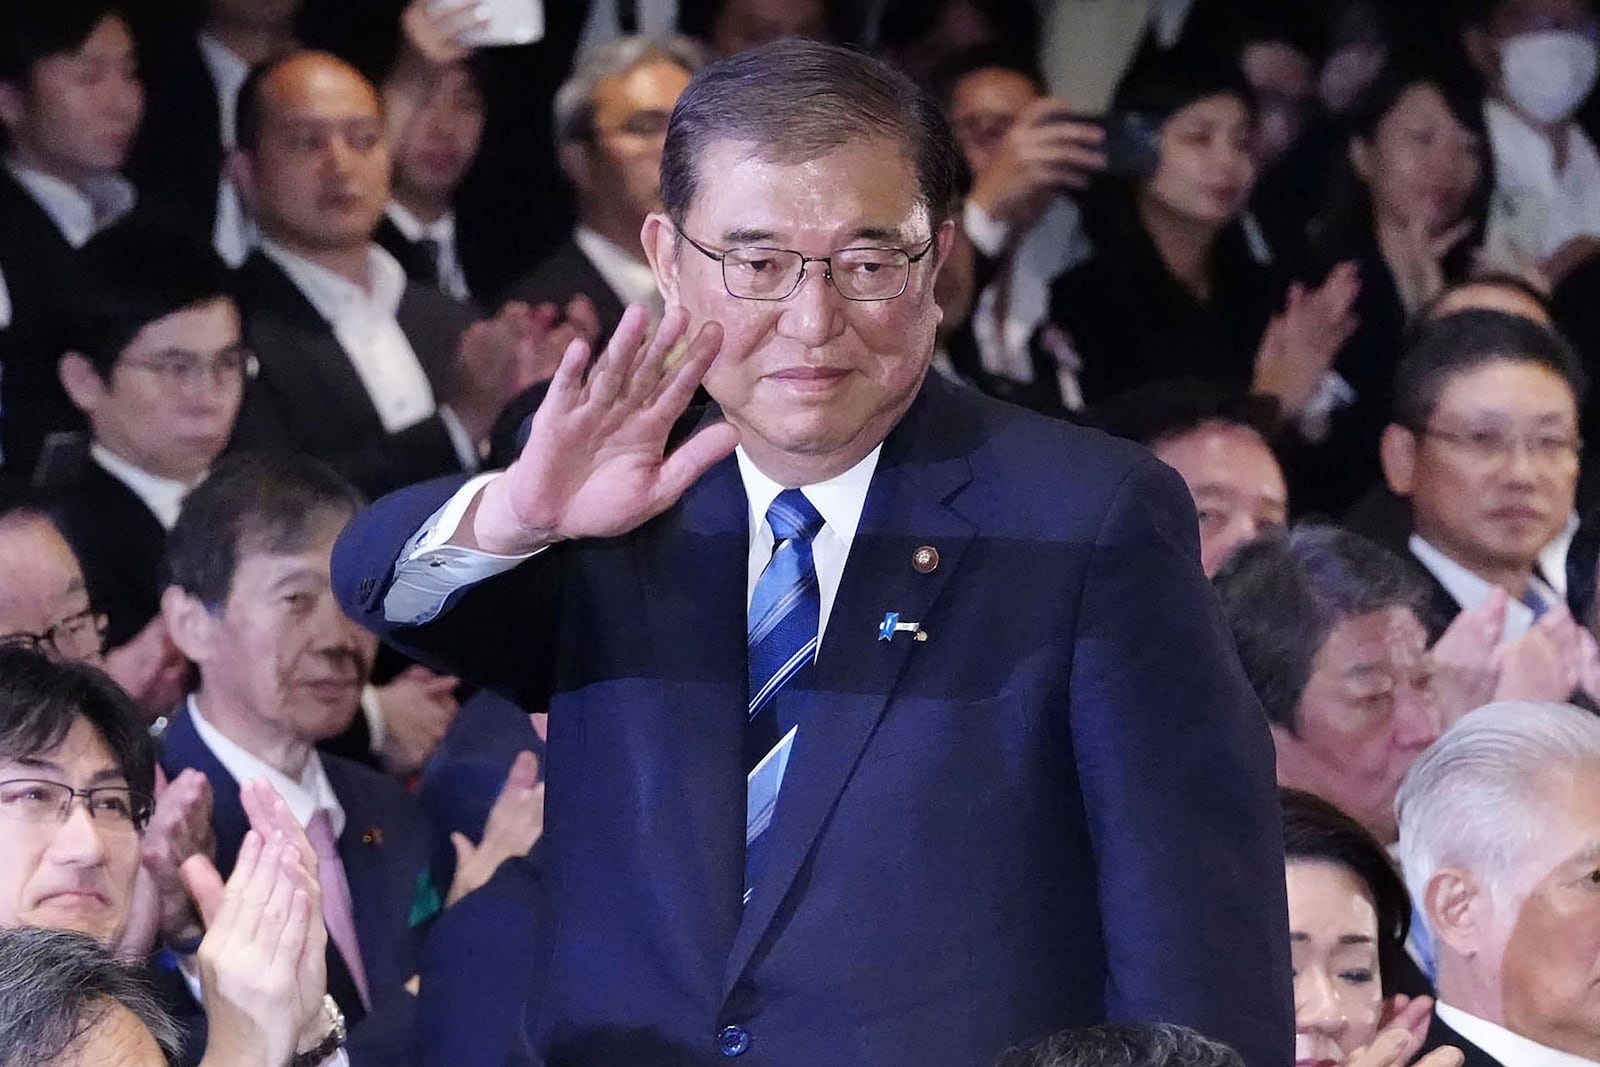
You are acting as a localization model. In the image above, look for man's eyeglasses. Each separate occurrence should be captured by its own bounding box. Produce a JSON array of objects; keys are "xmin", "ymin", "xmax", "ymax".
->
[
  {"xmin": 676, "ymin": 229, "xmax": 937, "ymax": 302},
  {"xmin": 0, "ymin": 778, "xmax": 153, "ymax": 832},
  {"xmin": 1417, "ymin": 425, "xmax": 1583, "ymax": 468},
  {"xmin": 119, "ymin": 347, "xmax": 260, "ymax": 390},
  {"xmin": 0, "ymin": 609, "xmax": 108, "ymax": 660}
]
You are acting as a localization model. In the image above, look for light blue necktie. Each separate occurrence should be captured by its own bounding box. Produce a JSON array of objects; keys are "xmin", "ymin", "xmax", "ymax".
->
[{"xmin": 744, "ymin": 489, "xmax": 824, "ymax": 904}]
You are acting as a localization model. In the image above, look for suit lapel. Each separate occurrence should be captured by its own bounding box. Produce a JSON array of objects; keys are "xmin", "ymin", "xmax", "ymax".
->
[{"xmin": 721, "ymin": 380, "xmax": 977, "ymax": 995}]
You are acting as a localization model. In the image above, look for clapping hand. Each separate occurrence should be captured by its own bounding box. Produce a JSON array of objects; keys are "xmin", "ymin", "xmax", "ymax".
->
[
  {"xmin": 1381, "ymin": 215, "xmax": 1475, "ymax": 314},
  {"xmin": 374, "ymin": 666, "xmax": 461, "ymax": 778},
  {"xmin": 185, "ymin": 780, "xmax": 327, "ymax": 1067},
  {"xmin": 465, "ymin": 303, "xmax": 739, "ymax": 554},
  {"xmin": 1253, "ymin": 262, "xmax": 1361, "ymax": 418},
  {"xmin": 446, "ymin": 749, "xmax": 545, "ymax": 906},
  {"xmin": 1429, "ymin": 588, "xmax": 1506, "ymax": 725},
  {"xmin": 1493, "ymin": 603, "xmax": 1586, "ymax": 703},
  {"xmin": 139, "ymin": 768, "xmax": 216, "ymax": 948},
  {"xmin": 967, "ymin": 98, "xmax": 1106, "ymax": 228}
]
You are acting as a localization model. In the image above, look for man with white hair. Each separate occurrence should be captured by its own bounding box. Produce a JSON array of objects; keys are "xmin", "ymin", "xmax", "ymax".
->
[{"xmin": 1396, "ymin": 700, "xmax": 1600, "ymax": 1067}]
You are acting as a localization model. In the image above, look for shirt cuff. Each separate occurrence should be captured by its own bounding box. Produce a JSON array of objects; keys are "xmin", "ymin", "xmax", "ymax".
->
[
  {"xmin": 360, "ymin": 684, "xmax": 387, "ymax": 754},
  {"xmin": 381, "ymin": 472, "xmax": 544, "ymax": 625},
  {"xmin": 437, "ymin": 405, "xmax": 483, "ymax": 471},
  {"xmin": 962, "ymin": 200, "xmax": 1011, "ymax": 259}
]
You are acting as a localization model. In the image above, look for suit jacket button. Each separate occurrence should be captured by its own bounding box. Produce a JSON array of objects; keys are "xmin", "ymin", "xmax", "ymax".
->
[{"xmin": 717, "ymin": 1025, "xmax": 750, "ymax": 1056}]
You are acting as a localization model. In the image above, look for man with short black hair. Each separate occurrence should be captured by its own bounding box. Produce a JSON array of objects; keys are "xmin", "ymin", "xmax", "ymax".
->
[{"xmin": 0, "ymin": 0, "xmax": 144, "ymax": 476}]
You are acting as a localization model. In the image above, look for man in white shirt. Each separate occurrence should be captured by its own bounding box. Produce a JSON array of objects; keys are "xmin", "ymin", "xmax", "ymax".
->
[
  {"xmin": 1464, "ymin": 0, "xmax": 1600, "ymax": 284},
  {"xmin": 1397, "ymin": 701, "xmax": 1600, "ymax": 1067},
  {"xmin": 0, "ymin": 1, "xmax": 143, "ymax": 477},
  {"xmin": 504, "ymin": 34, "xmax": 703, "ymax": 341},
  {"xmin": 227, "ymin": 51, "xmax": 538, "ymax": 499}
]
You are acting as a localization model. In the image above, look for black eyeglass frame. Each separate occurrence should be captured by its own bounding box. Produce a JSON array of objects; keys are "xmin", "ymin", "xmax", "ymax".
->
[{"xmin": 675, "ymin": 228, "xmax": 938, "ymax": 302}]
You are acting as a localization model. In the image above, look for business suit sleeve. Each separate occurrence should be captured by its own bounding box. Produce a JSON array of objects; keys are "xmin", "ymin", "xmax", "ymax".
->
[
  {"xmin": 1067, "ymin": 456, "xmax": 1292, "ymax": 1067},
  {"xmin": 332, "ymin": 478, "xmax": 560, "ymax": 710}
]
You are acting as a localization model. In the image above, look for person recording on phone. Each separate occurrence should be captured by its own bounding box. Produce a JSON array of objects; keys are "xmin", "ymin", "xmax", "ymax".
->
[
  {"xmin": 933, "ymin": 45, "xmax": 1103, "ymax": 416},
  {"xmin": 1044, "ymin": 55, "xmax": 1361, "ymax": 427}
]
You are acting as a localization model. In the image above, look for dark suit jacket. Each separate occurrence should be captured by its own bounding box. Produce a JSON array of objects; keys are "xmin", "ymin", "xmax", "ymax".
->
[
  {"xmin": 501, "ymin": 237, "xmax": 628, "ymax": 342},
  {"xmin": 41, "ymin": 452, "xmax": 169, "ymax": 649},
  {"xmin": 158, "ymin": 706, "xmax": 438, "ymax": 1067},
  {"xmin": 0, "ymin": 168, "xmax": 87, "ymax": 477},
  {"xmin": 374, "ymin": 215, "xmax": 494, "ymax": 313},
  {"xmin": 1420, "ymin": 1012, "xmax": 1505, "ymax": 1067},
  {"xmin": 124, "ymin": 29, "xmax": 224, "ymax": 238},
  {"xmin": 332, "ymin": 373, "xmax": 1294, "ymax": 1067},
  {"xmin": 229, "ymin": 250, "xmax": 477, "ymax": 499}
]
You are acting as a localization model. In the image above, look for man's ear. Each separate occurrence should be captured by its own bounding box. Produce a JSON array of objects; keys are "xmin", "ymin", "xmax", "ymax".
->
[
  {"xmin": 161, "ymin": 586, "xmax": 214, "ymax": 667},
  {"xmin": 556, "ymin": 140, "xmax": 588, "ymax": 191},
  {"xmin": 641, "ymin": 211, "xmax": 681, "ymax": 306},
  {"xmin": 1380, "ymin": 423, "xmax": 1419, "ymax": 497},
  {"xmin": 58, "ymin": 353, "xmax": 108, "ymax": 416},
  {"xmin": 1426, "ymin": 867, "xmax": 1489, "ymax": 958},
  {"xmin": 1348, "ymin": 136, "xmax": 1373, "ymax": 184},
  {"xmin": 0, "ymin": 80, "xmax": 25, "ymax": 133}
]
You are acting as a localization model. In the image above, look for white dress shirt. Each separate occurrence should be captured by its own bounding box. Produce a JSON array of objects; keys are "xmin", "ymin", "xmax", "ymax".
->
[
  {"xmin": 196, "ymin": 31, "xmax": 255, "ymax": 267},
  {"xmin": 7, "ymin": 159, "xmax": 135, "ymax": 247},
  {"xmin": 90, "ymin": 443, "xmax": 195, "ymax": 530},
  {"xmin": 1410, "ymin": 533, "xmax": 1559, "ymax": 642},
  {"xmin": 1436, "ymin": 1002, "xmax": 1600, "ymax": 1067},
  {"xmin": 573, "ymin": 224, "xmax": 664, "ymax": 320},
  {"xmin": 386, "ymin": 202, "xmax": 470, "ymax": 304},
  {"xmin": 1483, "ymin": 99, "xmax": 1600, "ymax": 262},
  {"xmin": 382, "ymin": 445, "xmax": 882, "ymax": 631},
  {"xmin": 963, "ymin": 197, "xmax": 1091, "ymax": 403}
]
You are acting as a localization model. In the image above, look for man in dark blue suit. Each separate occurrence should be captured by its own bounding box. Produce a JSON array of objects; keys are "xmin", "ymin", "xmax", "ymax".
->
[
  {"xmin": 332, "ymin": 39, "xmax": 1292, "ymax": 1067},
  {"xmin": 160, "ymin": 454, "xmax": 441, "ymax": 1067}
]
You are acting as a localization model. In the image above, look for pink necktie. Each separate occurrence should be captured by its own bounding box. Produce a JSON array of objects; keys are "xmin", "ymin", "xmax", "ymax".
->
[{"xmin": 305, "ymin": 810, "xmax": 371, "ymax": 1009}]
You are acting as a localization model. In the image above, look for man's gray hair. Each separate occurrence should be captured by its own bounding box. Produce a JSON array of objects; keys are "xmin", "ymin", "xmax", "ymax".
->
[
  {"xmin": 553, "ymin": 34, "xmax": 707, "ymax": 144},
  {"xmin": 1395, "ymin": 701, "xmax": 1600, "ymax": 901},
  {"xmin": 993, "ymin": 1022, "xmax": 1245, "ymax": 1067},
  {"xmin": 0, "ymin": 926, "xmax": 182, "ymax": 1066}
]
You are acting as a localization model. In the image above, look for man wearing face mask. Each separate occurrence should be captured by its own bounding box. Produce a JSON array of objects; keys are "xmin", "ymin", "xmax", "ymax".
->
[{"xmin": 1465, "ymin": 0, "xmax": 1600, "ymax": 285}]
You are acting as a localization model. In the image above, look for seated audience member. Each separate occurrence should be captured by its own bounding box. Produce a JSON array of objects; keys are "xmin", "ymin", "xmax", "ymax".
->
[
  {"xmin": 1215, "ymin": 526, "xmax": 1441, "ymax": 843},
  {"xmin": 48, "ymin": 219, "xmax": 246, "ymax": 651},
  {"xmin": 1044, "ymin": 57, "xmax": 1358, "ymax": 422},
  {"xmin": 226, "ymin": 51, "xmax": 537, "ymax": 498},
  {"xmin": 376, "ymin": 48, "xmax": 489, "ymax": 307},
  {"xmin": 677, "ymin": 0, "xmax": 835, "ymax": 57},
  {"xmin": 1236, "ymin": 10, "xmax": 1323, "ymax": 175},
  {"xmin": 1379, "ymin": 310, "xmax": 1584, "ymax": 641},
  {"xmin": 1464, "ymin": 0, "xmax": 1600, "ymax": 286},
  {"xmin": 0, "ymin": 0, "xmax": 143, "ymax": 478},
  {"xmin": 0, "ymin": 926, "xmax": 180, "ymax": 1067},
  {"xmin": 934, "ymin": 45, "xmax": 1101, "ymax": 415},
  {"xmin": 1282, "ymin": 788, "xmax": 1446, "ymax": 1053},
  {"xmin": 1290, "ymin": 61, "xmax": 1493, "ymax": 518},
  {"xmin": 876, "ymin": 0, "xmax": 1040, "ymax": 85},
  {"xmin": 125, "ymin": 0, "xmax": 301, "ymax": 266},
  {"xmin": 1396, "ymin": 701, "xmax": 1600, "ymax": 1067},
  {"xmin": 0, "ymin": 497, "xmax": 187, "ymax": 716},
  {"xmin": 159, "ymin": 453, "xmax": 443, "ymax": 1066},
  {"xmin": 993, "ymin": 1022, "xmax": 1245, "ymax": 1067},
  {"xmin": 0, "ymin": 647, "xmax": 341, "ymax": 1067},
  {"xmin": 504, "ymin": 35, "xmax": 703, "ymax": 342},
  {"xmin": 1102, "ymin": 383, "xmax": 1286, "ymax": 576}
]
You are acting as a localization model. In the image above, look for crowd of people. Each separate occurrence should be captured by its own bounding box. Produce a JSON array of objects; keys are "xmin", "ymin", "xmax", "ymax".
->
[{"xmin": 3, "ymin": 0, "xmax": 1600, "ymax": 1065}]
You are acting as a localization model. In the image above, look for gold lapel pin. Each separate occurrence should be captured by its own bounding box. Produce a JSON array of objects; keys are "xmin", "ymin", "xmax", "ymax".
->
[
  {"xmin": 362, "ymin": 827, "xmax": 383, "ymax": 846},
  {"xmin": 912, "ymin": 545, "xmax": 939, "ymax": 574}
]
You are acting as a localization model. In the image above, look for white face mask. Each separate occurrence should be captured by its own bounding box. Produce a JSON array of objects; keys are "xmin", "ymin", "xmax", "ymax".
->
[{"xmin": 1501, "ymin": 29, "xmax": 1600, "ymax": 125}]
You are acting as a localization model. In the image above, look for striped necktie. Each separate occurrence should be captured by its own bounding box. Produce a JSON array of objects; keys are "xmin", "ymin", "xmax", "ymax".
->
[{"xmin": 744, "ymin": 489, "xmax": 824, "ymax": 902}]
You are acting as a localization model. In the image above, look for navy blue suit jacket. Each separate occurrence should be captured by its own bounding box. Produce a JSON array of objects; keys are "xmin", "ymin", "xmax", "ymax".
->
[
  {"xmin": 159, "ymin": 708, "xmax": 437, "ymax": 1067},
  {"xmin": 332, "ymin": 373, "xmax": 1293, "ymax": 1067}
]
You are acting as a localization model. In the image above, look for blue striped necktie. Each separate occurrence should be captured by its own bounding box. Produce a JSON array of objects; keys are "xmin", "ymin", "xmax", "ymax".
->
[{"xmin": 744, "ymin": 489, "xmax": 824, "ymax": 902}]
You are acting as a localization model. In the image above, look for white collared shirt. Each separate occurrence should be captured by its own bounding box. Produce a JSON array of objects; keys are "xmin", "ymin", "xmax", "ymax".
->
[
  {"xmin": 196, "ymin": 31, "xmax": 256, "ymax": 267},
  {"xmin": 963, "ymin": 197, "xmax": 1090, "ymax": 400},
  {"xmin": 186, "ymin": 695, "xmax": 347, "ymax": 837},
  {"xmin": 260, "ymin": 241, "xmax": 440, "ymax": 436},
  {"xmin": 7, "ymin": 159, "xmax": 135, "ymax": 248},
  {"xmin": 90, "ymin": 443, "xmax": 197, "ymax": 531},
  {"xmin": 573, "ymin": 225, "xmax": 664, "ymax": 320},
  {"xmin": 1436, "ymin": 1003, "xmax": 1600, "ymax": 1067},
  {"xmin": 1483, "ymin": 99, "xmax": 1600, "ymax": 262},
  {"xmin": 386, "ymin": 202, "xmax": 470, "ymax": 304},
  {"xmin": 1409, "ymin": 533, "xmax": 1559, "ymax": 642},
  {"xmin": 381, "ymin": 445, "xmax": 881, "ymax": 630},
  {"xmin": 736, "ymin": 445, "xmax": 880, "ymax": 640}
]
